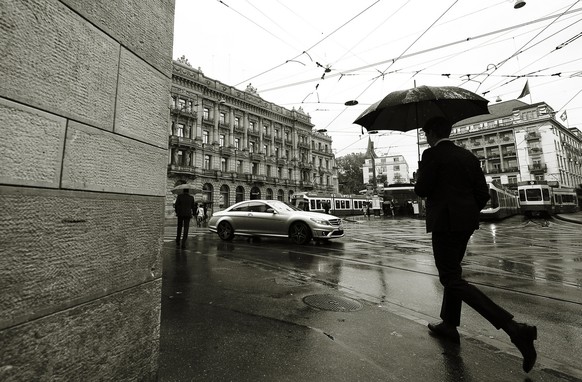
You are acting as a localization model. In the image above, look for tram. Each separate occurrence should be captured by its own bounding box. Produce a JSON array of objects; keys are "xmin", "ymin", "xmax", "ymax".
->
[
  {"xmin": 381, "ymin": 184, "xmax": 423, "ymax": 216},
  {"xmin": 517, "ymin": 180, "xmax": 579, "ymax": 217},
  {"xmin": 290, "ymin": 192, "xmax": 374, "ymax": 217},
  {"xmin": 479, "ymin": 182, "xmax": 520, "ymax": 220},
  {"xmin": 552, "ymin": 187, "xmax": 579, "ymax": 214}
]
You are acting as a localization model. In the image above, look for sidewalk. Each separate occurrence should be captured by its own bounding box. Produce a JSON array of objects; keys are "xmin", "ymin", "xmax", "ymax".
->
[
  {"xmin": 157, "ymin": 235, "xmax": 581, "ymax": 381},
  {"xmin": 555, "ymin": 210, "xmax": 582, "ymax": 224}
]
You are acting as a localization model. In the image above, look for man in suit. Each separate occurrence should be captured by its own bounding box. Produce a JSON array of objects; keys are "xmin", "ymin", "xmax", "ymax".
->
[
  {"xmin": 174, "ymin": 188, "xmax": 197, "ymax": 248},
  {"xmin": 414, "ymin": 117, "xmax": 537, "ymax": 373}
]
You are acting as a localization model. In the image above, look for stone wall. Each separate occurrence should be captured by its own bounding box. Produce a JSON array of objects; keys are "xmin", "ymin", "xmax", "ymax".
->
[{"xmin": 0, "ymin": 0, "xmax": 174, "ymax": 380}]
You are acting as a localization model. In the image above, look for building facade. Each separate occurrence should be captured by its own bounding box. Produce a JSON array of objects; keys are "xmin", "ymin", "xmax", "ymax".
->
[
  {"xmin": 363, "ymin": 155, "xmax": 410, "ymax": 185},
  {"xmin": 166, "ymin": 61, "xmax": 339, "ymax": 217},
  {"xmin": 418, "ymin": 100, "xmax": 582, "ymax": 189}
]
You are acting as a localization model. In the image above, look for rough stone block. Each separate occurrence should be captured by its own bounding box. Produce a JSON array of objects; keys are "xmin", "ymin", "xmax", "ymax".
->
[
  {"xmin": 0, "ymin": 0, "xmax": 119, "ymax": 130},
  {"xmin": 0, "ymin": 186, "xmax": 164, "ymax": 328},
  {"xmin": 115, "ymin": 49, "xmax": 171, "ymax": 149},
  {"xmin": 61, "ymin": 0, "xmax": 175, "ymax": 76},
  {"xmin": 0, "ymin": 98, "xmax": 66, "ymax": 188},
  {"xmin": 61, "ymin": 122, "xmax": 168, "ymax": 196},
  {"xmin": 0, "ymin": 281, "xmax": 161, "ymax": 382}
]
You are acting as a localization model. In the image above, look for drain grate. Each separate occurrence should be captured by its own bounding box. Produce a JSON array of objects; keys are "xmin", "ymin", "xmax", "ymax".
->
[{"xmin": 303, "ymin": 294, "xmax": 363, "ymax": 312}]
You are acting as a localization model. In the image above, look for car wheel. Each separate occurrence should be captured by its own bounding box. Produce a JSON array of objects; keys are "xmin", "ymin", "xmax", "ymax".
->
[
  {"xmin": 289, "ymin": 222, "xmax": 312, "ymax": 245},
  {"xmin": 217, "ymin": 221, "xmax": 234, "ymax": 241}
]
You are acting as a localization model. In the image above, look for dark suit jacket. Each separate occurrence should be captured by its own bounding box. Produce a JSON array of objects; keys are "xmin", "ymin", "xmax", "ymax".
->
[
  {"xmin": 174, "ymin": 193, "xmax": 196, "ymax": 218},
  {"xmin": 414, "ymin": 140, "xmax": 490, "ymax": 233}
]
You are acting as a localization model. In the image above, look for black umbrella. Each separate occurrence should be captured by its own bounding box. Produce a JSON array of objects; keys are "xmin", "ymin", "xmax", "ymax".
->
[
  {"xmin": 171, "ymin": 184, "xmax": 202, "ymax": 195},
  {"xmin": 353, "ymin": 85, "xmax": 490, "ymax": 132}
]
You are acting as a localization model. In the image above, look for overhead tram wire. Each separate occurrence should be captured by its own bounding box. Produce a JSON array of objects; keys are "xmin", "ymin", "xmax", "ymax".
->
[
  {"xmin": 464, "ymin": 0, "xmax": 582, "ymax": 92},
  {"xmin": 321, "ymin": 0, "xmax": 461, "ymax": 133},
  {"xmin": 330, "ymin": 1, "xmax": 412, "ymax": 70},
  {"xmin": 217, "ymin": 0, "xmax": 299, "ymax": 52},
  {"xmin": 259, "ymin": 7, "xmax": 582, "ymax": 94},
  {"xmin": 482, "ymin": 17, "xmax": 582, "ymax": 94},
  {"xmin": 233, "ymin": 0, "xmax": 382, "ymax": 87}
]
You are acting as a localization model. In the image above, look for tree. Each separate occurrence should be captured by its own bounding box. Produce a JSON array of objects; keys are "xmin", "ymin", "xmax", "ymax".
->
[{"xmin": 336, "ymin": 153, "xmax": 366, "ymax": 194}]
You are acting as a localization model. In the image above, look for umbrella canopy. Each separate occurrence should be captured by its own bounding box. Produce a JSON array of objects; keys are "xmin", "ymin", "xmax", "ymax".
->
[
  {"xmin": 171, "ymin": 183, "xmax": 202, "ymax": 195},
  {"xmin": 353, "ymin": 85, "xmax": 490, "ymax": 132}
]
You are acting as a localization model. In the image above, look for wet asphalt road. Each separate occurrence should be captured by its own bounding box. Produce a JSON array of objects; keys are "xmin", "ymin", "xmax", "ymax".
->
[{"xmin": 159, "ymin": 214, "xmax": 582, "ymax": 381}]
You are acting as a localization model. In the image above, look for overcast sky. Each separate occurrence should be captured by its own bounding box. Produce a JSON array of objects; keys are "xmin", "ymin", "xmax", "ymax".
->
[{"xmin": 172, "ymin": 0, "xmax": 582, "ymax": 172}]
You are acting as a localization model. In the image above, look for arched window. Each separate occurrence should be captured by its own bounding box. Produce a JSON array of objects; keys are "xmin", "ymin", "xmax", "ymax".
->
[
  {"xmin": 220, "ymin": 184, "xmax": 230, "ymax": 208},
  {"xmin": 277, "ymin": 189, "xmax": 284, "ymax": 201},
  {"xmin": 236, "ymin": 186, "xmax": 245, "ymax": 203},
  {"xmin": 250, "ymin": 186, "xmax": 261, "ymax": 200},
  {"xmin": 202, "ymin": 183, "xmax": 213, "ymax": 206},
  {"xmin": 266, "ymin": 188, "xmax": 273, "ymax": 200},
  {"xmin": 288, "ymin": 190, "xmax": 294, "ymax": 203}
]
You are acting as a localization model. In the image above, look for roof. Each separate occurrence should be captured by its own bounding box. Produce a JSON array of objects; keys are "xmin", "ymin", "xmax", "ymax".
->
[{"xmin": 454, "ymin": 99, "xmax": 529, "ymax": 126}]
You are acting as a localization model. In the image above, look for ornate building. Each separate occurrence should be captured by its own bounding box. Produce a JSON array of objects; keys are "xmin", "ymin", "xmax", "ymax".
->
[
  {"xmin": 419, "ymin": 100, "xmax": 582, "ymax": 189},
  {"xmin": 166, "ymin": 61, "xmax": 338, "ymax": 217}
]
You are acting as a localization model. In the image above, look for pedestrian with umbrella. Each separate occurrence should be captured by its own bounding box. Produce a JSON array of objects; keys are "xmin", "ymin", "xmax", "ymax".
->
[
  {"xmin": 355, "ymin": 85, "xmax": 538, "ymax": 373},
  {"xmin": 173, "ymin": 185, "xmax": 198, "ymax": 248}
]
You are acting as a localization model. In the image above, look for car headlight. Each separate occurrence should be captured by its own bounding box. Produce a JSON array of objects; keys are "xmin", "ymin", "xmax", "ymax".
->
[{"xmin": 310, "ymin": 218, "xmax": 331, "ymax": 225}]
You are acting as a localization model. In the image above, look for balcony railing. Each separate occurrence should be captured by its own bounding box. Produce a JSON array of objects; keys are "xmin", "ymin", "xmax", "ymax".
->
[
  {"xmin": 526, "ymin": 131, "xmax": 541, "ymax": 140},
  {"xmin": 528, "ymin": 164, "xmax": 547, "ymax": 173},
  {"xmin": 167, "ymin": 164, "xmax": 196, "ymax": 174}
]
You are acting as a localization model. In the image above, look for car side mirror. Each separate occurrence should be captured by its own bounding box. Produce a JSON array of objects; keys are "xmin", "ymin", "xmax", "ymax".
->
[{"xmin": 266, "ymin": 208, "xmax": 276, "ymax": 214}]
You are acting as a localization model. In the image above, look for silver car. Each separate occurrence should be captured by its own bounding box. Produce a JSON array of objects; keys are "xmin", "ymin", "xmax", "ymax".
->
[{"xmin": 208, "ymin": 199, "xmax": 344, "ymax": 244}]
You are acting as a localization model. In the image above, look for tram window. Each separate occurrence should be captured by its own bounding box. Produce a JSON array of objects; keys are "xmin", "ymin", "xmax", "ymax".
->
[
  {"xmin": 555, "ymin": 195, "xmax": 561, "ymax": 204},
  {"xmin": 310, "ymin": 200, "xmax": 316, "ymax": 210},
  {"xmin": 346, "ymin": 201, "xmax": 351, "ymax": 209},
  {"xmin": 489, "ymin": 190, "xmax": 499, "ymax": 208},
  {"xmin": 525, "ymin": 189, "xmax": 541, "ymax": 201},
  {"xmin": 542, "ymin": 189, "xmax": 550, "ymax": 201},
  {"xmin": 316, "ymin": 200, "xmax": 322, "ymax": 209},
  {"xmin": 519, "ymin": 190, "xmax": 525, "ymax": 201},
  {"xmin": 341, "ymin": 200, "xmax": 346, "ymax": 209},
  {"xmin": 335, "ymin": 200, "xmax": 340, "ymax": 209}
]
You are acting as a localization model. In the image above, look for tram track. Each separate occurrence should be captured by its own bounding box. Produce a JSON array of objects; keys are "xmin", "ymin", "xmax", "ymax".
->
[{"xmin": 212, "ymin": 238, "xmax": 582, "ymax": 307}]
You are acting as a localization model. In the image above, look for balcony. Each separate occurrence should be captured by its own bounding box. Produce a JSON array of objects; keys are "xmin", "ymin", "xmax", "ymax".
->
[
  {"xmin": 502, "ymin": 150, "xmax": 516, "ymax": 157},
  {"xmin": 528, "ymin": 164, "xmax": 547, "ymax": 174},
  {"xmin": 528, "ymin": 147, "xmax": 542, "ymax": 155},
  {"xmin": 249, "ymin": 152, "xmax": 264, "ymax": 161},
  {"xmin": 169, "ymin": 136, "xmax": 196, "ymax": 148},
  {"xmin": 246, "ymin": 174, "xmax": 266, "ymax": 184},
  {"xmin": 168, "ymin": 164, "xmax": 196, "ymax": 175},
  {"xmin": 526, "ymin": 131, "xmax": 541, "ymax": 140},
  {"xmin": 219, "ymin": 147, "xmax": 235, "ymax": 156},
  {"xmin": 277, "ymin": 158, "xmax": 288, "ymax": 166},
  {"xmin": 298, "ymin": 142, "xmax": 310, "ymax": 149}
]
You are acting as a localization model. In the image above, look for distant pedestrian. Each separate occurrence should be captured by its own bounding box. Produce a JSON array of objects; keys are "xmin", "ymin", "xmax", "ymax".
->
[
  {"xmin": 174, "ymin": 189, "xmax": 197, "ymax": 248},
  {"xmin": 365, "ymin": 203, "xmax": 371, "ymax": 220},
  {"xmin": 323, "ymin": 201, "xmax": 330, "ymax": 214},
  {"xmin": 414, "ymin": 116, "xmax": 537, "ymax": 373},
  {"xmin": 196, "ymin": 204, "xmax": 205, "ymax": 227},
  {"xmin": 389, "ymin": 200, "xmax": 395, "ymax": 217}
]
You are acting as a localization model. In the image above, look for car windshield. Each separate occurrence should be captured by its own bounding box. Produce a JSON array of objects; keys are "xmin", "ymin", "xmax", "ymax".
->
[{"xmin": 268, "ymin": 200, "xmax": 300, "ymax": 212}]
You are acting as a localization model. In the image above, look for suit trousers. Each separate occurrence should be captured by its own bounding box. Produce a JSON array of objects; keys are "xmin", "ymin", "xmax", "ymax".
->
[
  {"xmin": 176, "ymin": 216, "xmax": 191, "ymax": 242},
  {"xmin": 432, "ymin": 230, "xmax": 513, "ymax": 329}
]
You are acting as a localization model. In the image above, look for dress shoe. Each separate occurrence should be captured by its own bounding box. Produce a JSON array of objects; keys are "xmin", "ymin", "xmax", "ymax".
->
[
  {"xmin": 428, "ymin": 321, "xmax": 460, "ymax": 344},
  {"xmin": 510, "ymin": 323, "xmax": 537, "ymax": 373}
]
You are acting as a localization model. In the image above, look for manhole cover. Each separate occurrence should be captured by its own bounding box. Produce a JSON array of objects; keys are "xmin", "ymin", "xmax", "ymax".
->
[{"xmin": 303, "ymin": 294, "xmax": 363, "ymax": 312}]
